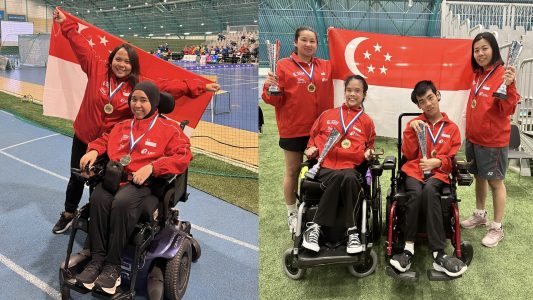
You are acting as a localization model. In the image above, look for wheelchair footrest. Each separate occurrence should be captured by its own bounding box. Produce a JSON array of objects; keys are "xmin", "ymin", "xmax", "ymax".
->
[
  {"xmin": 426, "ymin": 269, "xmax": 462, "ymax": 281},
  {"xmin": 296, "ymin": 247, "xmax": 367, "ymax": 268},
  {"xmin": 385, "ymin": 265, "xmax": 418, "ymax": 281},
  {"xmin": 92, "ymin": 286, "xmax": 135, "ymax": 300}
]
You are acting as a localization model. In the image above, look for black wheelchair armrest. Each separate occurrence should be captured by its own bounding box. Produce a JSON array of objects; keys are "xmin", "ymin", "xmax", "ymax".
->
[
  {"xmin": 301, "ymin": 159, "xmax": 317, "ymax": 168},
  {"xmin": 383, "ymin": 156, "xmax": 397, "ymax": 170},
  {"xmin": 454, "ymin": 157, "xmax": 473, "ymax": 186}
]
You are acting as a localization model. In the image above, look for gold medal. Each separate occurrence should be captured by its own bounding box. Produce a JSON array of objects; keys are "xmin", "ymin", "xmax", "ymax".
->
[
  {"xmin": 431, "ymin": 149, "xmax": 437, "ymax": 158},
  {"xmin": 307, "ymin": 83, "xmax": 316, "ymax": 93},
  {"xmin": 104, "ymin": 103, "xmax": 114, "ymax": 114},
  {"xmin": 471, "ymin": 99, "xmax": 476, "ymax": 108},
  {"xmin": 120, "ymin": 154, "xmax": 131, "ymax": 166},
  {"xmin": 341, "ymin": 139, "xmax": 351, "ymax": 149}
]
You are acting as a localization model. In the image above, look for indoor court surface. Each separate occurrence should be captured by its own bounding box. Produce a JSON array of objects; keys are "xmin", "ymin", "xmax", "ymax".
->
[{"xmin": 0, "ymin": 110, "xmax": 258, "ymax": 300}]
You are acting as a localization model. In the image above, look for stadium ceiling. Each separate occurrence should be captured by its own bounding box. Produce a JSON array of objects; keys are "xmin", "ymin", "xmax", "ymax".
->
[{"xmin": 41, "ymin": 0, "xmax": 258, "ymax": 37}]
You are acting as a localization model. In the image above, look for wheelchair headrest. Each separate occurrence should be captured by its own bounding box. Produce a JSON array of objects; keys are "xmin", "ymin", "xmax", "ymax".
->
[{"xmin": 158, "ymin": 92, "xmax": 175, "ymax": 114}]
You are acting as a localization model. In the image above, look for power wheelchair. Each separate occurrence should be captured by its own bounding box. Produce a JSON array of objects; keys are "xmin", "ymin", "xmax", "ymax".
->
[
  {"xmin": 282, "ymin": 151, "xmax": 386, "ymax": 279},
  {"xmin": 383, "ymin": 113, "xmax": 474, "ymax": 281},
  {"xmin": 59, "ymin": 94, "xmax": 201, "ymax": 300}
]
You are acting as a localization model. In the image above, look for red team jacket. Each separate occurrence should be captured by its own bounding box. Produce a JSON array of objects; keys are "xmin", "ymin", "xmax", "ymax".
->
[
  {"xmin": 465, "ymin": 64, "xmax": 520, "ymax": 147},
  {"xmin": 262, "ymin": 52, "xmax": 333, "ymax": 138},
  {"xmin": 402, "ymin": 113, "xmax": 461, "ymax": 184},
  {"xmin": 307, "ymin": 105, "xmax": 375, "ymax": 170},
  {"xmin": 88, "ymin": 113, "xmax": 192, "ymax": 177},
  {"xmin": 61, "ymin": 18, "xmax": 205, "ymax": 144}
]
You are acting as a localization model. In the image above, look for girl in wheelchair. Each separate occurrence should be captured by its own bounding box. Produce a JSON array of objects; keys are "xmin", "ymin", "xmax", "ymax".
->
[
  {"xmin": 389, "ymin": 80, "xmax": 467, "ymax": 277},
  {"xmin": 302, "ymin": 75, "xmax": 375, "ymax": 254},
  {"xmin": 76, "ymin": 81, "xmax": 192, "ymax": 294}
]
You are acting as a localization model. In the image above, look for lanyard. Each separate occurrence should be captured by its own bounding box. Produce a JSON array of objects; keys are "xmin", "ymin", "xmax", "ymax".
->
[
  {"xmin": 474, "ymin": 65, "xmax": 498, "ymax": 96},
  {"xmin": 129, "ymin": 115, "xmax": 158, "ymax": 154},
  {"xmin": 340, "ymin": 106, "xmax": 363, "ymax": 135},
  {"xmin": 427, "ymin": 122, "xmax": 445, "ymax": 145},
  {"xmin": 291, "ymin": 57, "xmax": 314, "ymax": 82}
]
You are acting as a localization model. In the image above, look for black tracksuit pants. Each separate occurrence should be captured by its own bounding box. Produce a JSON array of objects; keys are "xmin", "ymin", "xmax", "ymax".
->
[
  {"xmin": 313, "ymin": 168, "xmax": 364, "ymax": 229},
  {"xmin": 64, "ymin": 135, "xmax": 88, "ymax": 213},
  {"xmin": 403, "ymin": 176, "xmax": 447, "ymax": 251},
  {"xmin": 89, "ymin": 183, "xmax": 151, "ymax": 265}
]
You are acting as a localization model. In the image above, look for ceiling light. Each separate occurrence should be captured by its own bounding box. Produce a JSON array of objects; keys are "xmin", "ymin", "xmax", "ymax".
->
[
  {"xmin": 160, "ymin": 25, "xmax": 164, "ymax": 28},
  {"xmin": 184, "ymin": 32, "xmax": 190, "ymax": 35},
  {"xmin": 148, "ymin": 33, "xmax": 154, "ymax": 37},
  {"xmin": 201, "ymin": 23, "xmax": 204, "ymax": 26},
  {"xmin": 134, "ymin": 34, "xmax": 138, "ymax": 37}
]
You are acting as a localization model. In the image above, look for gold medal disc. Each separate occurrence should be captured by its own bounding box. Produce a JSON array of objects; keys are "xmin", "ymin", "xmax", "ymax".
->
[
  {"xmin": 120, "ymin": 154, "xmax": 131, "ymax": 166},
  {"xmin": 471, "ymin": 99, "xmax": 476, "ymax": 108},
  {"xmin": 104, "ymin": 103, "xmax": 114, "ymax": 114},
  {"xmin": 341, "ymin": 139, "xmax": 351, "ymax": 149},
  {"xmin": 307, "ymin": 83, "xmax": 316, "ymax": 93},
  {"xmin": 431, "ymin": 149, "xmax": 437, "ymax": 158}
]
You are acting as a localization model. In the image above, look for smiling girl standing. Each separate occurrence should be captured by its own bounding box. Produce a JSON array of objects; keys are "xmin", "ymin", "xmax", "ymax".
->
[
  {"xmin": 460, "ymin": 32, "xmax": 520, "ymax": 247},
  {"xmin": 262, "ymin": 26, "xmax": 333, "ymax": 233}
]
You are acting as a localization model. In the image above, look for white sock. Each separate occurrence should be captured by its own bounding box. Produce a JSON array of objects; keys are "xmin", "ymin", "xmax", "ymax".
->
[
  {"xmin": 286, "ymin": 204, "xmax": 297, "ymax": 215},
  {"xmin": 475, "ymin": 209, "xmax": 486, "ymax": 216},
  {"xmin": 404, "ymin": 242, "xmax": 414, "ymax": 255},
  {"xmin": 492, "ymin": 222, "xmax": 502, "ymax": 229}
]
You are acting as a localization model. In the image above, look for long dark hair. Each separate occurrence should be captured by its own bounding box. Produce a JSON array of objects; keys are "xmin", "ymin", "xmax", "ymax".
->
[
  {"xmin": 471, "ymin": 32, "xmax": 503, "ymax": 72},
  {"xmin": 108, "ymin": 43, "xmax": 140, "ymax": 87},
  {"xmin": 293, "ymin": 26, "xmax": 318, "ymax": 54}
]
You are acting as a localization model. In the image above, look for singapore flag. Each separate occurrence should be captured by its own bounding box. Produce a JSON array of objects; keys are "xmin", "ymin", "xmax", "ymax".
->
[{"xmin": 328, "ymin": 28, "xmax": 473, "ymax": 138}]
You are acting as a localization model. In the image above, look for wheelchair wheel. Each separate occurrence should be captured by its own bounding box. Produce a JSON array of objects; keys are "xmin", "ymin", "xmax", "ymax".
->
[
  {"xmin": 164, "ymin": 238, "xmax": 192, "ymax": 300},
  {"xmin": 454, "ymin": 240, "xmax": 474, "ymax": 266},
  {"xmin": 190, "ymin": 236, "xmax": 201, "ymax": 263},
  {"xmin": 347, "ymin": 249, "xmax": 377, "ymax": 278},
  {"xmin": 60, "ymin": 284, "xmax": 70, "ymax": 300},
  {"xmin": 282, "ymin": 249, "xmax": 305, "ymax": 280}
]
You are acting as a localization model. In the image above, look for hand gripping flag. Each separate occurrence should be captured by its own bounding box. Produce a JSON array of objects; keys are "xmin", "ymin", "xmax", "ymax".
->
[
  {"xmin": 328, "ymin": 28, "xmax": 472, "ymax": 138},
  {"xmin": 43, "ymin": 9, "xmax": 212, "ymax": 136}
]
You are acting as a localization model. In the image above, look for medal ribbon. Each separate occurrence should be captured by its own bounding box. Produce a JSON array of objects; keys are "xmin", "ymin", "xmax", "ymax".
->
[
  {"xmin": 291, "ymin": 57, "xmax": 314, "ymax": 84},
  {"xmin": 129, "ymin": 115, "xmax": 158, "ymax": 154},
  {"xmin": 474, "ymin": 65, "xmax": 499, "ymax": 96},
  {"xmin": 340, "ymin": 106, "xmax": 363, "ymax": 135},
  {"xmin": 427, "ymin": 122, "xmax": 445, "ymax": 145},
  {"xmin": 108, "ymin": 80, "xmax": 125, "ymax": 104}
]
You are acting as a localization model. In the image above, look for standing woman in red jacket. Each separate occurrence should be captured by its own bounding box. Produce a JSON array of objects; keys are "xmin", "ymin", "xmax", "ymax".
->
[
  {"xmin": 460, "ymin": 32, "xmax": 520, "ymax": 248},
  {"xmin": 51, "ymin": 8, "xmax": 219, "ymax": 234},
  {"xmin": 262, "ymin": 26, "xmax": 333, "ymax": 233}
]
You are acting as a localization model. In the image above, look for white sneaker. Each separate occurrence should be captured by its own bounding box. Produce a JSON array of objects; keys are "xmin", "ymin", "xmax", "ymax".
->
[{"xmin": 287, "ymin": 212, "xmax": 298, "ymax": 234}]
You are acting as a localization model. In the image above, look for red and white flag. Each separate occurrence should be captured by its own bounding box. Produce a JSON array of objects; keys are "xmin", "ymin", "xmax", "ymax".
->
[
  {"xmin": 328, "ymin": 28, "xmax": 473, "ymax": 138},
  {"xmin": 43, "ymin": 10, "xmax": 212, "ymax": 135}
]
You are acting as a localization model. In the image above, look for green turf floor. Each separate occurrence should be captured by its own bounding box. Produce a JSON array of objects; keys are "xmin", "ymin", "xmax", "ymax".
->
[{"xmin": 259, "ymin": 101, "xmax": 533, "ymax": 299}]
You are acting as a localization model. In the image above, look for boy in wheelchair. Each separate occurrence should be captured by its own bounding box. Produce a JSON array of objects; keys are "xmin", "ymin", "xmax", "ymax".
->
[
  {"xmin": 76, "ymin": 81, "xmax": 192, "ymax": 294},
  {"xmin": 389, "ymin": 80, "xmax": 467, "ymax": 277},
  {"xmin": 302, "ymin": 75, "xmax": 375, "ymax": 254}
]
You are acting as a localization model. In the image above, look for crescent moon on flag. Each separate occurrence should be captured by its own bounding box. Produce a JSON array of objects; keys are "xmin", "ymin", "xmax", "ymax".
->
[{"xmin": 344, "ymin": 37, "xmax": 368, "ymax": 78}]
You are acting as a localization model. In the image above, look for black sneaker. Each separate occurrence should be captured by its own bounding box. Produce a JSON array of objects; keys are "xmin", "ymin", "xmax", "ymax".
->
[
  {"xmin": 389, "ymin": 250, "xmax": 413, "ymax": 272},
  {"xmin": 302, "ymin": 223, "xmax": 320, "ymax": 252},
  {"xmin": 433, "ymin": 255, "xmax": 467, "ymax": 277},
  {"xmin": 94, "ymin": 264, "xmax": 122, "ymax": 295},
  {"xmin": 76, "ymin": 259, "xmax": 104, "ymax": 290},
  {"xmin": 52, "ymin": 211, "xmax": 76, "ymax": 234}
]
